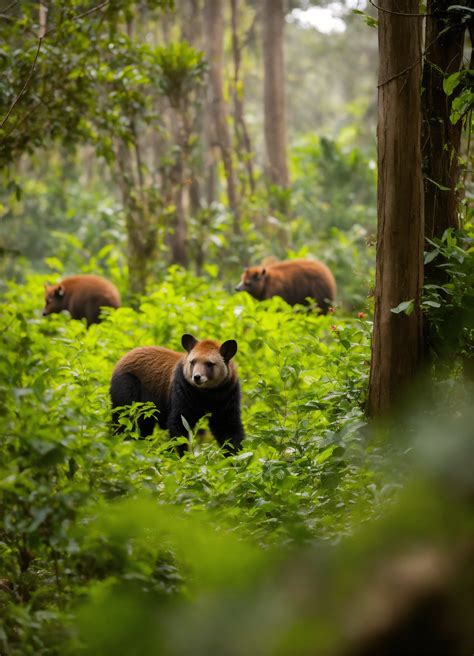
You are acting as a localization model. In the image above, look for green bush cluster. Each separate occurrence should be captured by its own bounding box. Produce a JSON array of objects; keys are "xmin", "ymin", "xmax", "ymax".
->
[{"xmin": 422, "ymin": 227, "xmax": 474, "ymax": 372}]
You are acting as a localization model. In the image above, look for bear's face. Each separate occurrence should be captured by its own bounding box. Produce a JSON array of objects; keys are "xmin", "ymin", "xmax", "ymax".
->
[
  {"xmin": 43, "ymin": 283, "xmax": 66, "ymax": 316},
  {"xmin": 235, "ymin": 267, "xmax": 266, "ymax": 299},
  {"xmin": 181, "ymin": 334, "xmax": 237, "ymax": 389}
]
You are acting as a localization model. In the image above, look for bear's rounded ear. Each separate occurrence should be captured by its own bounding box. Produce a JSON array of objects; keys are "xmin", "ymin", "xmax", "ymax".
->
[
  {"xmin": 182, "ymin": 334, "xmax": 198, "ymax": 352},
  {"xmin": 220, "ymin": 339, "xmax": 237, "ymax": 362},
  {"xmin": 55, "ymin": 285, "xmax": 65, "ymax": 297}
]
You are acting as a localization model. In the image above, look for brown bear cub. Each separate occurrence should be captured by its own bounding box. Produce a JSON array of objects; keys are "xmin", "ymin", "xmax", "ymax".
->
[
  {"xmin": 43, "ymin": 275, "xmax": 121, "ymax": 327},
  {"xmin": 235, "ymin": 258, "xmax": 336, "ymax": 314},
  {"xmin": 110, "ymin": 334, "xmax": 244, "ymax": 455}
]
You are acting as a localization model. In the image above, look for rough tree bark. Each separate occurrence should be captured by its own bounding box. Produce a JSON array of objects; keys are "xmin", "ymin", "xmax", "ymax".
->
[
  {"xmin": 422, "ymin": 0, "xmax": 466, "ymax": 244},
  {"xmin": 262, "ymin": 0, "xmax": 289, "ymax": 188},
  {"xmin": 367, "ymin": 2, "xmax": 424, "ymax": 416},
  {"xmin": 203, "ymin": 0, "xmax": 240, "ymax": 234}
]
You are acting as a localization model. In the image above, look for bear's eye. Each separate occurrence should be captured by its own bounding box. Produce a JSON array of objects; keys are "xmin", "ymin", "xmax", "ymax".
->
[
  {"xmin": 206, "ymin": 362, "xmax": 215, "ymax": 368},
  {"xmin": 190, "ymin": 359, "xmax": 196, "ymax": 366}
]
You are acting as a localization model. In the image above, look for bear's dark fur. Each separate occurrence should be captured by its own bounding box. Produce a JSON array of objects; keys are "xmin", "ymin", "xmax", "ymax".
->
[{"xmin": 110, "ymin": 334, "xmax": 244, "ymax": 455}]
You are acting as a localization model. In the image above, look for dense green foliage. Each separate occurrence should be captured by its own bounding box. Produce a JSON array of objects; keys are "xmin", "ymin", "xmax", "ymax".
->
[
  {"xmin": 1, "ymin": 270, "xmax": 473, "ymax": 654},
  {"xmin": 423, "ymin": 227, "xmax": 474, "ymax": 371},
  {"xmin": 0, "ymin": 0, "xmax": 173, "ymax": 164},
  {"xmin": 0, "ymin": 269, "xmax": 373, "ymax": 650}
]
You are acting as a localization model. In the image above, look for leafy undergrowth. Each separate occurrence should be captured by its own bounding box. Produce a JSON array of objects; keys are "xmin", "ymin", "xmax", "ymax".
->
[{"xmin": 3, "ymin": 268, "xmax": 465, "ymax": 655}]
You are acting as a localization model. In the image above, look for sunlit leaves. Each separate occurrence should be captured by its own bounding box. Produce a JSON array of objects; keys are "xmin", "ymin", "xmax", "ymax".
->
[
  {"xmin": 443, "ymin": 69, "xmax": 474, "ymax": 125},
  {"xmin": 153, "ymin": 41, "xmax": 206, "ymax": 109}
]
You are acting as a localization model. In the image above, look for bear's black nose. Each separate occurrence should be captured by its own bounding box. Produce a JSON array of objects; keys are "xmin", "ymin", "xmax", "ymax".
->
[{"xmin": 193, "ymin": 374, "xmax": 202, "ymax": 384}]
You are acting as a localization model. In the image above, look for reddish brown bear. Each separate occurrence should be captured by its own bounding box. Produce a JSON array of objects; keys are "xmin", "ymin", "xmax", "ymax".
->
[
  {"xmin": 235, "ymin": 258, "xmax": 336, "ymax": 314},
  {"xmin": 110, "ymin": 334, "xmax": 244, "ymax": 455},
  {"xmin": 43, "ymin": 275, "xmax": 121, "ymax": 327}
]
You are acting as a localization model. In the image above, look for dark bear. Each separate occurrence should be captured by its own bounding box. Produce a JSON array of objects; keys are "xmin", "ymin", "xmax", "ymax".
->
[{"xmin": 110, "ymin": 334, "xmax": 244, "ymax": 455}]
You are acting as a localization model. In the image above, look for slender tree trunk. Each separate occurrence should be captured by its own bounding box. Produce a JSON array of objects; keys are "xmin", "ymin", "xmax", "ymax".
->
[
  {"xmin": 262, "ymin": 0, "xmax": 289, "ymax": 188},
  {"xmin": 181, "ymin": 0, "xmax": 201, "ymax": 45},
  {"xmin": 171, "ymin": 180, "xmax": 188, "ymax": 267},
  {"xmin": 367, "ymin": 3, "xmax": 424, "ymax": 416},
  {"xmin": 181, "ymin": 0, "xmax": 206, "ymax": 275},
  {"xmin": 116, "ymin": 139, "xmax": 157, "ymax": 298},
  {"xmin": 168, "ymin": 109, "xmax": 189, "ymax": 268},
  {"xmin": 422, "ymin": 0, "xmax": 465, "ymax": 244},
  {"xmin": 203, "ymin": 0, "xmax": 240, "ymax": 233},
  {"xmin": 230, "ymin": 0, "xmax": 255, "ymax": 195}
]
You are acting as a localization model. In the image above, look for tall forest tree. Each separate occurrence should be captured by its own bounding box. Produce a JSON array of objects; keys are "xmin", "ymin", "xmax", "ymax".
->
[
  {"xmin": 156, "ymin": 42, "xmax": 206, "ymax": 268},
  {"xmin": 230, "ymin": 0, "xmax": 256, "ymax": 196},
  {"xmin": 203, "ymin": 0, "xmax": 240, "ymax": 234},
  {"xmin": 367, "ymin": 3, "xmax": 425, "ymax": 415},
  {"xmin": 262, "ymin": 0, "xmax": 289, "ymax": 190}
]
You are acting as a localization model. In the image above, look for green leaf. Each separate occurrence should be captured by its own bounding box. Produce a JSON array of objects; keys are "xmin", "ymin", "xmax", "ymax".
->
[
  {"xmin": 352, "ymin": 9, "xmax": 378, "ymax": 27},
  {"xmin": 391, "ymin": 299, "xmax": 415, "ymax": 316},
  {"xmin": 443, "ymin": 71, "xmax": 461, "ymax": 96},
  {"xmin": 424, "ymin": 249, "xmax": 439, "ymax": 264},
  {"xmin": 425, "ymin": 177, "xmax": 451, "ymax": 192},
  {"xmin": 181, "ymin": 414, "xmax": 193, "ymax": 438}
]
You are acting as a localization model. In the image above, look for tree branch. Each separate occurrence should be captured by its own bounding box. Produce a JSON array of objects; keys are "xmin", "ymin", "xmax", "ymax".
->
[
  {"xmin": 1, "ymin": 1, "xmax": 18, "ymax": 14},
  {"xmin": 1, "ymin": 0, "xmax": 110, "ymax": 129},
  {"xmin": 378, "ymin": 28, "xmax": 454, "ymax": 88},
  {"xmin": 0, "ymin": 37, "xmax": 42, "ymax": 129},
  {"xmin": 378, "ymin": 58, "xmax": 420, "ymax": 87},
  {"xmin": 44, "ymin": 0, "xmax": 109, "ymax": 36}
]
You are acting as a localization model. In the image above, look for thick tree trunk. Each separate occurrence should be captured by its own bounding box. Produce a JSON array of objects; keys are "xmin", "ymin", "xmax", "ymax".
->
[
  {"xmin": 422, "ymin": 0, "xmax": 465, "ymax": 244},
  {"xmin": 367, "ymin": 3, "xmax": 424, "ymax": 416},
  {"xmin": 203, "ymin": 0, "xmax": 240, "ymax": 234},
  {"xmin": 262, "ymin": 0, "xmax": 289, "ymax": 188}
]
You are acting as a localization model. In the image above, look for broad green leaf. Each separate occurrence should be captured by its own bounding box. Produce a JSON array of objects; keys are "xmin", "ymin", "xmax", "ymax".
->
[{"xmin": 391, "ymin": 299, "xmax": 415, "ymax": 316}]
